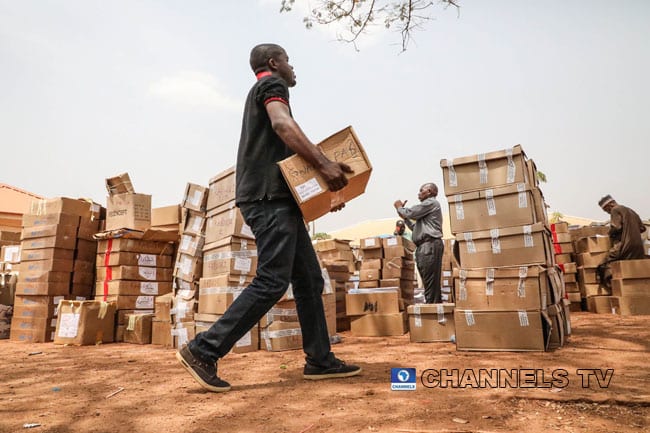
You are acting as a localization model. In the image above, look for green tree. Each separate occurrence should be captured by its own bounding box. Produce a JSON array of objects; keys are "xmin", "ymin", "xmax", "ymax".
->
[
  {"xmin": 550, "ymin": 211, "xmax": 564, "ymax": 224},
  {"xmin": 536, "ymin": 170, "xmax": 547, "ymax": 183},
  {"xmin": 312, "ymin": 232, "xmax": 332, "ymax": 240},
  {"xmin": 280, "ymin": 0, "xmax": 460, "ymax": 51}
]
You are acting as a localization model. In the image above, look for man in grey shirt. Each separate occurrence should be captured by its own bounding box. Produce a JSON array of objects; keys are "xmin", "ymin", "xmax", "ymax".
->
[{"xmin": 394, "ymin": 183, "xmax": 444, "ymax": 303}]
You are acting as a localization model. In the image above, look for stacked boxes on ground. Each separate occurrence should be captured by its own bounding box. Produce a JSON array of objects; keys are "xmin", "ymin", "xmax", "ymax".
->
[
  {"xmin": 567, "ymin": 225, "xmax": 610, "ymax": 313},
  {"xmin": 550, "ymin": 222, "xmax": 580, "ymax": 311},
  {"xmin": 168, "ymin": 183, "xmax": 209, "ymax": 348},
  {"xmin": 610, "ymin": 259, "xmax": 650, "ymax": 315},
  {"xmin": 314, "ymin": 238, "xmax": 355, "ymax": 332},
  {"xmin": 10, "ymin": 198, "xmax": 94, "ymax": 342},
  {"xmin": 197, "ymin": 167, "xmax": 259, "ymax": 353},
  {"xmin": 0, "ymin": 233, "xmax": 21, "ymax": 338},
  {"xmin": 441, "ymin": 145, "xmax": 569, "ymax": 351},
  {"xmin": 96, "ymin": 174, "xmax": 174, "ymax": 343}
]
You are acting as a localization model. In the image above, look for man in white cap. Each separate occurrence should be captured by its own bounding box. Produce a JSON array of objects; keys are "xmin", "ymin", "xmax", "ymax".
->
[{"xmin": 597, "ymin": 195, "xmax": 647, "ymax": 288}]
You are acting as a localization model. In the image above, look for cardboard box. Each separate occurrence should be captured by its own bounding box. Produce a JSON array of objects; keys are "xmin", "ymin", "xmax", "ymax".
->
[
  {"xmin": 553, "ymin": 243, "xmax": 574, "ymax": 254},
  {"xmin": 382, "ymin": 236, "xmax": 416, "ymax": 251},
  {"xmin": 558, "ymin": 262, "xmax": 577, "ymax": 274},
  {"xmin": 171, "ymin": 322, "xmax": 196, "ymax": 348},
  {"xmin": 576, "ymin": 252, "xmax": 608, "ymax": 268},
  {"xmin": 456, "ymin": 223, "xmax": 553, "ymax": 269},
  {"xmin": 151, "ymin": 320, "xmax": 173, "ymax": 347},
  {"xmin": 408, "ymin": 303, "xmax": 455, "ymax": 342},
  {"xmin": 278, "ymin": 126, "xmax": 372, "ymax": 222},
  {"xmin": 583, "ymin": 284, "xmax": 610, "ymax": 297},
  {"xmin": 106, "ymin": 193, "xmax": 151, "ymax": 232},
  {"xmin": 440, "ymin": 145, "xmax": 530, "ymax": 196},
  {"xmin": 106, "ymin": 173, "xmax": 134, "ymax": 195},
  {"xmin": 259, "ymin": 300, "xmax": 298, "ymax": 328},
  {"xmin": 18, "ymin": 259, "xmax": 73, "ymax": 273},
  {"xmin": 357, "ymin": 280, "xmax": 380, "ymax": 288},
  {"xmin": 97, "ymin": 239, "xmax": 175, "ymax": 255},
  {"xmin": 454, "ymin": 310, "xmax": 548, "ymax": 351},
  {"xmin": 28, "ymin": 197, "xmax": 92, "ymax": 219},
  {"xmin": 578, "ymin": 267, "xmax": 597, "ymax": 284},
  {"xmin": 360, "ymin": 248, "xmax": 383, "ymax": 260},
  {"xmin": 447, "ymin": 183, "xmax": 547, "ymax": 234},
  {"xmin": 154, "ymin": 293, "xmax": 174, "ymax": 322},
  {"xmin": 314, "ymin": 239, "xmax": 352, "ymax": 252},
  {"xmin": 21, "ymin": 231, "xmax": 77, "ymax": 251},
  {"xmin": 10, "ymin": 316, "xmax": 57, "ymax": 343},
  {"xmin": 178, "ymin": 233, "xmax": 205, "ymax": 257},
  {"xmin": 361, "ymin": 237, "xmax": 382, "ymax": 250},
  {"xmin": 96, "ymin": 252, "xmax": 173, "ymax": 268},
  {"xmin": 586, "ymin": 296, "xmax": 614, "ymax": 314},
  {"xmin": 611, "ymin": 278, "xmax": 650, "ymax": 297},
  {"xmin": 12, "ymin": 295, "xmax": 66, "ymax": 319},
  {"xmin": 76, "ymin": 218, "xmax": 100, "ymax": 241},
  {"xmin": 610, "ymin": 259, "xmax": 650, "ymax": 279},
  {"xmin": 350, "ymin": 312, "xmax": 407, "ymax": 336},
  {"xmin": 205, "ymin": 203, "xmax": 254, "ymax": 244},
  {"xmin": 575, "ymin": 236, "xmax": 611, "ymax": 254},
  {"xmin": 198, "ymin": 281, "xmax": 245, "ymax": 315},
  {"xmin": 382, "ymin": 266, "xmax": 415, "ymax": 280},
  {"xmin": 345, "ymin": 289, "xmax": 400, "ymax": 316},
  {"xmin": 2, "ymin": 245, "xmax": 21, "ymax": 263},
  {"xmin": 260, "ymin": 320, "xmax": 302, "ymax": 351},
  {"xmin": 15, "ymin": 281, "xmax": 70, "ymax": 296},
  {"xmin": 610, "ymin": 296, "xmax": 650, "ymax": 315},
  {"xmin": 75, "ymin": 239, "xmax": 98, "ymax": 262},
  {"xmin": 555, "ymin": 253, "xmax": 573, "ymax": 265},
  {"xmin": 96, "ymin": 266, "xmax": 173, "ymax": 282},
  {"xmin": 207, "ymin": 166, "xmax": 236, "ymax": 211},
  {"xmin": 20, "ymin": 270, "xmax": 71, "ymax": 284},
  {"xmin": 103, "ymin": 295, "xmax": 155, "ymax": 310},
  {"xmin": 358, "ymin": 268, "xmax": 381, "ymax": 281},
  {"xmin": 22, "ymin": 213, "xmax": 80, "ymax": 229},
  {"xmin": 173, "ymin": 253, "xmax": 203, "ymax": 282},
  {"xmin": 550, "ymin": 222, "xmax": 569, "ymax": 234},
  {"xmin": 19, "ymin": 247, "xmax": 73, "ymax": 263},
  {"xmin": 97, "ymin": 280, "xmax": 173, "ymax": 296},
  {"xmin": 123, "ymin": 313, "xmax": 154, "ymax": 344},
  {"xmin": 182, "ymin": 183, "xmax": 209, "ymax": 212},
  {"xmin": 53, "ymin": 300, "xmax": 116, "ymax": 345},
  {"xmin": 383, "ymin": 245, "xmax": 414, "ymax": 260},
  {"xmin": 454, "ymin": 266, "xmax": 554, "ymax": 311},
  {"xmin": 181, "ymin": 209, "xmax": 206, "ymax": 237},
  {"xmin": 202, "ymin": 236, "xmax": 257, "ymax": 278},
  {"xmin": 151, "ymin": 205, "xmax": 181, "ymax": 228}
]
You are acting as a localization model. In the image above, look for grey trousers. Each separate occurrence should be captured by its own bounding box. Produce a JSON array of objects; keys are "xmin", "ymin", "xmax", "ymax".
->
[{"xmin": 416, "ymin": 238, "xmax": 445, "ymax": 303}]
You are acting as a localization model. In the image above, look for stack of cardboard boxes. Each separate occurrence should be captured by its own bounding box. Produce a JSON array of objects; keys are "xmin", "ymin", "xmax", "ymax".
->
[
  {"xmin": 314, "ymin": 239, "xmax": 356, "ymax": 332},
  {"xmin": 10, "ymin": 197, "xmax": 93, "ymax": 342},
  {"xmin": 610, "ymin": 259, "xmax": 650, "ymax": 315},
  {"xmin": 96, "ymin": 174, "xmax": 174, "ymax": 343},
  {"xmin": 550, "ymin": 222, "xmax": 580, "ymax": 311},
  {"xmin": 574, "ymin": 235, "xmax": 611, "ymax": 313},
  {"xmin": 196, "ymin": 167, "xmax": 259, "ymax": 354},
  {"xmin": 439, "ymin": 238, "xmax": 457, "ymax": 304},
  {"xmin": 0, "ymin": 233, "xmax": 21, "ymax": 338},
  {"xmin": 168, "ymin": 183, "xmax": 209, "ymax": 348},
  {"xmin": 441, "ymin": 145, "xmax": 569, "ymax": 351}
]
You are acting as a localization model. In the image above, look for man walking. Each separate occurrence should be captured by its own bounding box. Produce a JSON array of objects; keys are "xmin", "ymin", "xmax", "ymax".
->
[
  {"xmin": 177, "ymin": 43, "xmax": 361, "ymax": 392},
  {"xmin": 394, "ymin": 183, "xmax": 444, "ymax": 303}
]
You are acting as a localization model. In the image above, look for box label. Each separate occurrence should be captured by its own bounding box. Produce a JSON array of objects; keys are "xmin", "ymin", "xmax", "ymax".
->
[
  {"xmin": 141, "ymin": 282, "xmax": 159, "ymax": 295},
  {"xmin": 295, "ymin": 178, "xmax": 323, "ymax": 202},
  {"xmin": 139, "ymin": 267, "xmax": 157, "ymax": 280},
  {"xmin": 58, "ymin": 313, "xmax": 80, "ymax": 338},
  {"xmin": 234, "ymin": 257, "xmax": 252, "ymax": 273},
  {"xmin": 138, "ymin": 254, "xmax": 157, "ymax": 267}
]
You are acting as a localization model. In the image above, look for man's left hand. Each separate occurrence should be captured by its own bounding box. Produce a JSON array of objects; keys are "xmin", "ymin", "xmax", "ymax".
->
[
  {"xmin": 394, "ymin": 199, "xmax": 407, "ymax": 209},
  {"xmin": 330, "ymin": 203, "xmax": 346, "ymax": 213}
]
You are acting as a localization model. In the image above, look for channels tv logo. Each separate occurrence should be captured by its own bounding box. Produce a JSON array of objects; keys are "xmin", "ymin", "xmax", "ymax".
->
[{"xmin": 391, "ymin": 368, "xmax": 416, "ymax": 391}]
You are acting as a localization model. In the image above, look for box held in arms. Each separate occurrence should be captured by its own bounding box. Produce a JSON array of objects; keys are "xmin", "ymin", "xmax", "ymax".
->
[
  {"xmin": 278, "ymin": 126, "xmax": 372, "ymax": 222},
  {"xmin": 408, "ymin": 303, "xmax": 455, "ymax": 342},
  {"xmin": 53, "ymin": 300, "xmax": 116, "ymax": 345}
]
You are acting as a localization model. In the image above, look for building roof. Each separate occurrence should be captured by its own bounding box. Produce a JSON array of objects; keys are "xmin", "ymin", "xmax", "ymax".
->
[{"xmin": 0, "ymin": 183, "xmax": 43, "ymax": 214}]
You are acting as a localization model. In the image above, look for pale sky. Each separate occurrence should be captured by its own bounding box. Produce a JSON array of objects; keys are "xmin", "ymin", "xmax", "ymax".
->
[{"xmin": 1, "ymin": 1, "xmax": 648, "ymax": 233}]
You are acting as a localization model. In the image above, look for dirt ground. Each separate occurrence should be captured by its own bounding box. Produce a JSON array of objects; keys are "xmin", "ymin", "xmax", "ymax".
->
[{"xmin": 1, "ymin": 312, "xmax": 648, "ymax": 433}]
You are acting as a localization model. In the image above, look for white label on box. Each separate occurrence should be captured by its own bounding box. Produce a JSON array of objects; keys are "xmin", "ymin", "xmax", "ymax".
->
[
  {"xmin": 465, "ymin": 310, "xmax": 475, "ymax": 326},
  {"xmin": 413, "ymin": 305, "xmax": 421, "ymax": 315},
  {"xmin": 365, "ymin": 238, "xmax": 376, "ymax": 247},
  {"xmin": 442, "ymin": 279, "xmax": 449, "ymax": 286},
  {"xmin": 321, "ymin": 268, "xmax": 333, "ymax": 294},
  {"xmin": 517, "ymin": 279, "xmax": 526, "ymax": 298},
  {"xmin": 191, "ymin": 217, "xmax": 203, "ymax": 233},
  {"xmin": 234, "ymin": 257, "xmax": 252, "ymax": 273},
  {"xmin": 140, "ymin": 282, "xmax": 159, "ymax": 295},
  {"xmin": 189, "ymin": 190, "xmax": 202, "ymax": 207},
  {"xmin": 138, "ymin": 254, "xmax": 156, "ymax": 267},
  {"xmin": 436, "ymin": 304, "xmax": 446, "ymax": 323},
  {"xmin": 490, "ymin": 229, "xmax": 501, "ymax": 254},
  {"xmin": 295, "ymin": 178, "xmax": 323, "ymax": 202},
  {"xmin": 57, "ymin": 312, "xmax": 80, "ymax": 338},
  {"xmin": 459, "ymin": 280, "xmax": 467, "ymax": 301},
  {"xmin": 176, "ymin": 327, "xmax": 189, "ymax": 346},
  {"xmin": 180, "ymin": 235, "xmax": 191, "ymax": 251},
  {"xmin": 387, "ymin": 237, "xmax": 398, "ymax": 246},
  {"xmin": 485, "ymin": 189, "xmax": 497, "ymax": 216},
  {"xmin": 241, "ymin": 239, "xmax": 249, "ymax": 250},
  {"xmin": 447, "ymin": 160, "xmax": 458, "ymax": 187},
  {"xmin": 506, "ymin": 149, "xmax": 516, "ymax": 183},
  {"xmin": 518, "ymin": 267, "xmax": 528, "ymax": 279},
  {"xmin": 241, "ymin": 224, "xmax": 254, "ymax": 238},
  {"xmin": 523, "ymin": 225, "xmax": 534, "ymax": 247},
  {"xmin": 180, "ymin": 257, "xmax": 192, "ymax": 275},
  {"xmin": 53, "ymin": 296, "xmax": 64, "ymax": 315},
  {"xmin": 136, "ymin": 296, "xmax": 154, "ymax": 309},
  {"xmin": 239, "ymin": 275, "xmax": 247, "ymax": 285},
  {"xmin": 518, "ymin": 311, "xmax": 530, "ymax": 327},
  {"xmin": 485, "ymin": 281, "xmax": 494, "ymax": 296},
  {"xmin": 443, "ymin": 270, "xmax": 452, "ymax": 278},
  {"xmin": 455, "ymin": 195, "xmax": 465, "ymax": 220},
  {"xmin": 478, "ymin": 154, "xmax": 488, "ymax": 184},
  {"xmin": 414, "ymin": 316, "xmax": 422, "ymax": 328},
  {"xmin": 463, "ymin": 232, "xmax": 476, "ymax": 254},
  {"xmin": 517, "ymin": 183, "xmax": 528, "ymax": 208},
  {"xmin": 139, "ymin": 267, "xmax": 157, "ymax": 280},
  {"xmin": 176, "ymin": 280, "xmax": 191, "ymax": 291},
  {"xmin": 235, "ymin": 331, "xmax": 252, "ymax": 348},
  {"xmin": 441, "ymin": 293, "xmax": 449, "ymax": 301}
]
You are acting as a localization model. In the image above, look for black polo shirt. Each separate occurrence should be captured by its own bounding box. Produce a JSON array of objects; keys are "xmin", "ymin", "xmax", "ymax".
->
[{"xmin": 235, "ymin": 72, "xmax": 295, "ymax": 204}]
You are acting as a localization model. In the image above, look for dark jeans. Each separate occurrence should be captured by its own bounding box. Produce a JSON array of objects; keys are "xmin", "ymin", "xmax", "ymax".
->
[
  {"xmin": 190, "ymin": 198, "xmax": 336, "ymax": 368},
  {"xmin": 416, "ymin": 238, "xmax": 444, "ymax": 303}
]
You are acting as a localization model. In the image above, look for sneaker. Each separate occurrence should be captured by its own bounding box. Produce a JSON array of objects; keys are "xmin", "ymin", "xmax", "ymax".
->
[
  {"xmin": 303, "ymin": 359, "xmax": 362, "ymax": 380},
  {"xmin": 176, "ymin": 345, "xmax": 231, "ymax": 392}
]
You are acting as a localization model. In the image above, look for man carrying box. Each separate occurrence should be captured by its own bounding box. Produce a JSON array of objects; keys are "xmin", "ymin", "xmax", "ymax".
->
[
  {"xmin": 596, "ymin": 195, "xmax": 647, "ymax": 288},
  {"xmin": 176, "ymin": 43, "xmax": 361, "ymax": 393},
  {"xmin": 394, "ymin": 183, "xmax": 444, "ymax": 303}
]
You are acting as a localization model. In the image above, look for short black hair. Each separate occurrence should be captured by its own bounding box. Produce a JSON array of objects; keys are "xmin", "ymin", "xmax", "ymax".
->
[{"xmin": 250, "ymin": 43, "xmax": 286, "ymax": 74}]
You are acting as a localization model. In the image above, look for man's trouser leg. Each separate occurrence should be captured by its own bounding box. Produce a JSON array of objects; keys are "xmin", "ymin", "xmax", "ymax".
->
[{"xmin": 416, "ymin": 239, "xmax": 444, "ymax": 304}]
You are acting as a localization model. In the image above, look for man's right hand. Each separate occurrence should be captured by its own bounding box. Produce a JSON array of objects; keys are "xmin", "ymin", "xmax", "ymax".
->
[{"xmin": 320, "ymin": 161, "xmax": 354, "ymax": 192}]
